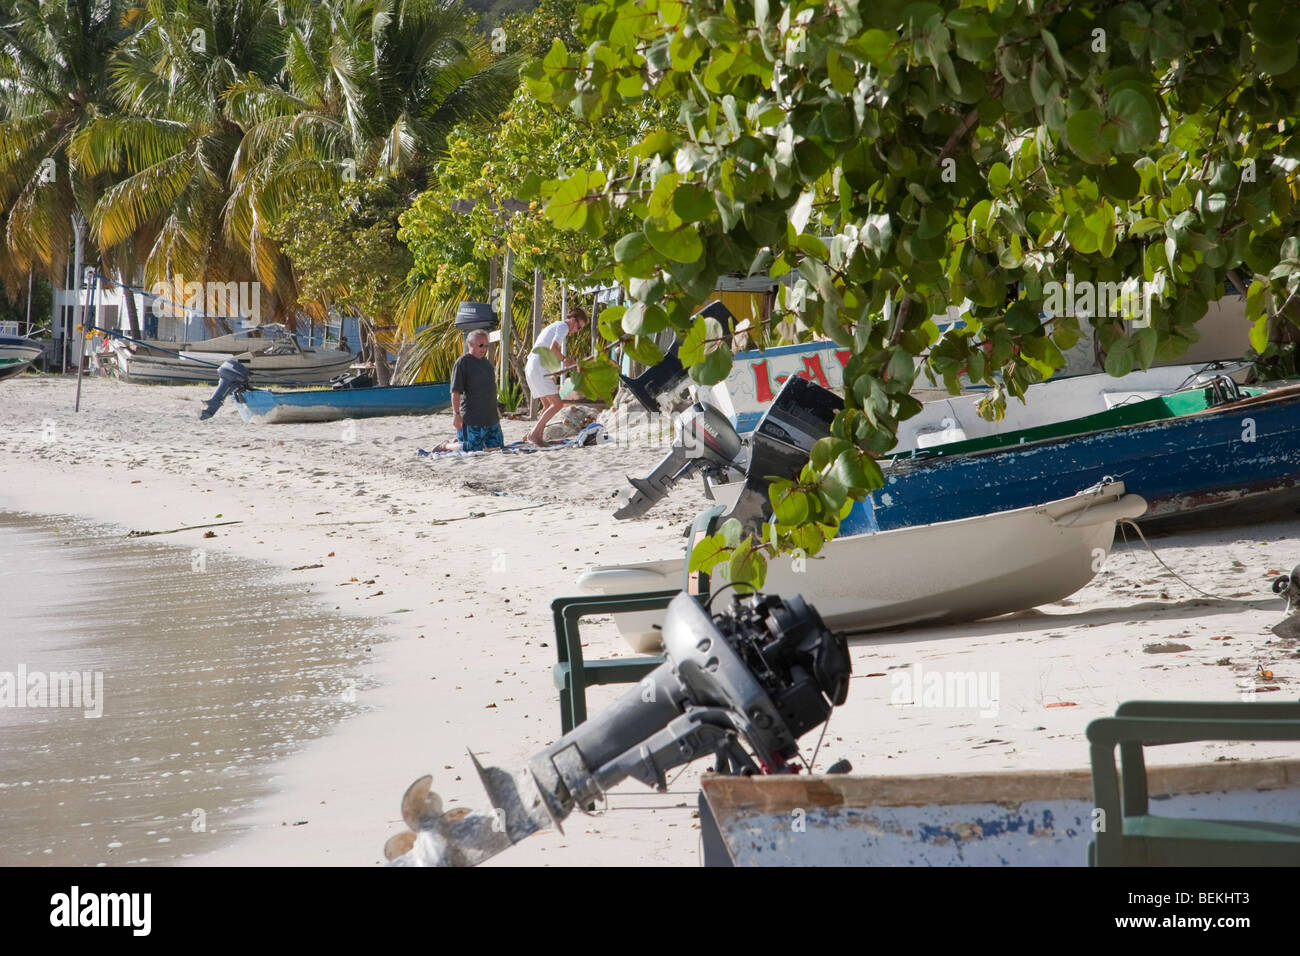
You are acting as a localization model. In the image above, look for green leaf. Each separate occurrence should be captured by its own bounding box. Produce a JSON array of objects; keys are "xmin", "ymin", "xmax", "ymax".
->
[
  {"xmin": 672, "ymin": 182, "xmax": 715, "ymax": 223},
  {"xmin": 532, "ymin": 346, "xmax": 561, "ymax": 372},
  {"xmin": 571, "ymin": 357, "xmax": 620, "ymax": 403},
  {"xmin": 623, "ymin": 336, "xmax": 665, "ymax": 367},
  {"xmin": 1099, "ymin": 163, "xmax": 1141, "ymax": 201},
  {"xmin": 1249, "ymin": 315, "xmax": 1271, "ymax": 353},
  {"xmin": 645, "ymin": 220, "xmax": 704, "ymax": 263},
  {"xmin": 1133, "ymin": 326, "xmax": 1157, "ymax": 369},
  {"xmin": 545, "ymin": 172, "xmax": 593, "ymax": 230},
  {"xmin": 831, "ymin": 449, "xmax": 883, "ymax": 493},
  {"xmin": 772, "ymin": 487, "xmax": 810, "ymax": 525},
  {"xmin": 689, "ymin": 532, "xmax": 730, "ymax": 573},
  {"xmin": 817, "ymin": 472, "xmax": 848, "ymax": 513},
  {"xmin": 614, "ymin": 232, "xmax": 650, "ymax": 262},
  {"xmin": 789, "ymin": 521, "xmax": 826, "ymax": 557},
  {"xmin": 1106, "ymin": 89, "xmax": 1159, "ymax": 154},
  {"xmin": 1104, "ymin": 342, "xmax": 1134, "ymax": 377},
  {"xmin": 622, "ymin": 302, "xmax": 668, "ymax": 335},
  {"xmin": 678, "ymin": 315, "xmax": 710, "ymax": 365},
  {"xmin": 988, "ymin": 162, "xmax": 1011, "ymax": 194},
  {"xmin": 1066, "ymin": 109, "xmax": 1108, "ymax": 164},
  {"xmin": 811, "ymin": 436, "xmax": 853, "ymax": 471},
  {"xmin": 726, "ymin": 541, "xmax": 766, "ymax": 592},
  {"xmin": 858, "ymin": 29, "xmax": 894, "ymax": 65},
  {"xmin": 688, "ymin": 346, "xmax": 733, "ymax": 386}
]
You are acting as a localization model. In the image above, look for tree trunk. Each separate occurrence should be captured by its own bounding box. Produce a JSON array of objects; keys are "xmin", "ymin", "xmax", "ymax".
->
[{"xmin": 122, "ymin": 274, "xmax": 142, "ymax": 337}]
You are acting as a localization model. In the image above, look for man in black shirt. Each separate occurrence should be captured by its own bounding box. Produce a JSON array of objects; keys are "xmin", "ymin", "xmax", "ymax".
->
[{"xmin": 440, "ymin": 330, "xmax": 504, "ymax": 451}]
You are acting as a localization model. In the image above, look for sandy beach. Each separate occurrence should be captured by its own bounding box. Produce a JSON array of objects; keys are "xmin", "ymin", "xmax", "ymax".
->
[{"xmin": 3, "ymin": 373, "xmax": 1297, "ymax": 867}]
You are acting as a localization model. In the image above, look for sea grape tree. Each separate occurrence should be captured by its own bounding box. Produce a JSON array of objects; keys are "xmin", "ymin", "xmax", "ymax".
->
[{"xmin": 522, "ymin": 0, "xmax": 1300, "ymax": 585}]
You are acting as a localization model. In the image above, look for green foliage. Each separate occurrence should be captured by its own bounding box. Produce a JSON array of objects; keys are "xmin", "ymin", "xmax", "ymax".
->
[
  {"xmin": 521, "ymin": 0, "xmax": 1300, "ymax": 589},
  {"xmin": 270, "ymin": 181, "xmax": 414, "ymax": 330},
  {"xmin": 0, "ymin": 0, "xmax": 133, "ymax": 292},
  {"xmin": 497, "ymin": 376, "xmax": 525, "ymax": 411}
]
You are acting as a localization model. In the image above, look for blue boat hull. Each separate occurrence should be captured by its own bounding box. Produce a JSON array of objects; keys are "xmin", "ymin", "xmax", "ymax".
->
[
  {"xmin": 846, "ymin": 384, "xmax": 1300, "ymax": 534},
  {"xmin": 237, "ymin": 381, "xmax": 452, "ymax": 423}
]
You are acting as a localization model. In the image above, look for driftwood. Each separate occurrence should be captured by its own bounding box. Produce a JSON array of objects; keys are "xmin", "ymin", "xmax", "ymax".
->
[{"xmin": 126, "ymin": 520, "xmax": 242, "ymax": 537}]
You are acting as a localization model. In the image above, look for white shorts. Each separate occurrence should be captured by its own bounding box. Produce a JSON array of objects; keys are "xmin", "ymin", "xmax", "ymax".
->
[{"xmin": 526, "ymin": 362, "xmax": 559, "ymax": 399}]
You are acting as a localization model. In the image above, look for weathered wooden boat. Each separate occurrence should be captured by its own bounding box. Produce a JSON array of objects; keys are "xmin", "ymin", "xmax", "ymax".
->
[
  {"xmin": 581, "ymin": 482, "xmax": 1146, "ymax": 652},
  {"xmin": 697, "ymin": 331, "xmax": 1244, "ymax": 439},
  {"xmin": 0, "ymin": 333, "xmax": 43, "ymax": 381},
  {"xmin": 235, "ymin": 380, "xmax": 452, "ymax": 424},
  {"xmin": 862, "ymin": 381, "xmax": 1300, "ymax": 533},
  {"xmin": 699, "ymin": 759, "xmax": 1300, "ymax": 866},
  {"xmin": 110, "ymin": 325, "xmax": 355, "ymax": 385},
  {"xmin": 891, "ymin": 362, "xmax": 1249, "ymax": 454},
  {"xmin": 701, "ymin": 698, "xmax": 1300, "ymax": 866}
]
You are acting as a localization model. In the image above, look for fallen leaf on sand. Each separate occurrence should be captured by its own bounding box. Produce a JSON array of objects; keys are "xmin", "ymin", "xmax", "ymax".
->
[{"xmin": 1045, "ymin": 702, "xmax": 1077, "ymax": 708}]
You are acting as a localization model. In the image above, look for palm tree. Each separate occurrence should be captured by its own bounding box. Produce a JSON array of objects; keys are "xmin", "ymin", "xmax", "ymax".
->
[
  {"xmin": 72, "ymin": 0, "xmax": 289, "ymax": 325},
  {"xmin": 0, "ymin": 0, "xmax": 134, "ymax": 308},
  {"xmin": 224, "ymin": 0, "xmax": 521, "ymax": 375}
]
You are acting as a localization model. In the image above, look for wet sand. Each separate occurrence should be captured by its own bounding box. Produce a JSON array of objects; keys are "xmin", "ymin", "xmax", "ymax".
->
[{"xmin": 0, "ymin": 510, "xmax": 378, "ymax": 865}]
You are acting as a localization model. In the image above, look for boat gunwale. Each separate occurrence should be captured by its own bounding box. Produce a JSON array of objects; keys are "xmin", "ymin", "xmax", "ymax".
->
[{"xmin": 701, "ymin": 758, "xmax": 1300, "ymax": 812}]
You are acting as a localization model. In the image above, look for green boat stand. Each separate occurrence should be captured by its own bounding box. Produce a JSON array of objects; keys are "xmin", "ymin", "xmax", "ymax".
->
[
  {"xmin": 551, "ymin": 507, "xmax": 727, "ymax": 734},
  {"xmin": 1088, "ymin": 699, "xmax": 1300, "ymax": 866},
  {"xmin": 550, "ymin": 592, "xmax": 675, "ymax": 735}
]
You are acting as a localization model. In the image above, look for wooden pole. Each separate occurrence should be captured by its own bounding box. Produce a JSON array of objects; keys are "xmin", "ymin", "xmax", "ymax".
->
[
  {"xmin": 499, "ymin": 247, "xmax": 514, "ymax": 392},
  {"xmin": 74, "ymin": 270, "xmax": 95, "ymax": 412},
  {"xmin": 531, "ymin": 268, "xmax": 543, "ymax": 420}
]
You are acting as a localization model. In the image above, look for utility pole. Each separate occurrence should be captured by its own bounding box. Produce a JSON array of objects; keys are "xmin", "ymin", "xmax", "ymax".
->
[{"xmin": 499, "ymin": 247, "xmax": 513, "ymax": 392}]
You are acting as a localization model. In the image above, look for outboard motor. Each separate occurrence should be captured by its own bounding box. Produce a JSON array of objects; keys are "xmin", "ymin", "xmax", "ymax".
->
[
  {"xmin": 620, "ymin": 300, "xmax": 736, "ymax": 414},
  {"xmin": 199, "ymin": 359, "xmax": 251, "ymax": 420},
  {"xmin": 384, "ymin": 591, "xmax": 850, "ymax": 866},
  {"xmin": 724, "ymin": 375, "xmax": 843, "ymax": 533},
  {"xmin": 613, "ymin": 402, "xmax": 744, "ymax": 519},
  {"xmin": 1273, "ymin": 564, "xmax": 1300, "ymax": 612}
]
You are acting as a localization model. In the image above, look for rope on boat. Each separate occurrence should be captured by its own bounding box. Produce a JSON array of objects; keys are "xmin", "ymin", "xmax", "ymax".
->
[
  {"xmin": 94, "ymin": 326, "xmax": 226, "ymax": 369},
  {"xmin": 1115, "ymin": 518, "xmax": 1228, "ymax": 600}
]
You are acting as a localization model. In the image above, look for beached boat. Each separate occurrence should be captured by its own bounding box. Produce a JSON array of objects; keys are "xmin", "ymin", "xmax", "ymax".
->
[
  {"xmin": 890, "ymin": 362, "xmax": 1249, "ymax": 454},
  {"xmin": 0, "ymin": 333, "xmax": 43, "ymax": 381},
  {"xmin": 860, "ymin": 381, "xmax": 1300, "ymax": 533},
  {"xmin": 582, "ymin": 482, "xmax": 1145, "ymax": 652},
  {"xmin": 235, "ymin": 381, "xmax": 452, "ymax": 424},
  {"xmin": 696, "ymin": 373, "xmax": 1296, "ymax": 535},
  {"xmin": 699, "ymin": 757, "xmax": 1300, "ymax": 866},
  {"xmin": 110, "ymin": 325, "xmax": 355, "ymax": 385}
]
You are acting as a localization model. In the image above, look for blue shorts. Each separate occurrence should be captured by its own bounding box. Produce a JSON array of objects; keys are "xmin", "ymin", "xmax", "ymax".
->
[{"xmin": 457, "ymin": 423, "xmax": 504, "ymax": 451}]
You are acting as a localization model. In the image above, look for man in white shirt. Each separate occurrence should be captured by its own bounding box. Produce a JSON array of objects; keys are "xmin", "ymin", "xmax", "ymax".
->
[{"xmin": 524, "ymin": 306, "xmax": 588, "ymax": 445}]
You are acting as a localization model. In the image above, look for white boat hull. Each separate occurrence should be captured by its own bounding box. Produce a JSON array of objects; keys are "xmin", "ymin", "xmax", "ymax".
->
[
  {"xmin": 113, "ymin": 342, "xmax": 355, "ymax": 385},
  {"xmin": 580, "ymin": 485, "xmax": 1147, "ymax": 652},
  {"xmin": 0, "ymin": 338, "xmax": 43, "ymax": 380}
]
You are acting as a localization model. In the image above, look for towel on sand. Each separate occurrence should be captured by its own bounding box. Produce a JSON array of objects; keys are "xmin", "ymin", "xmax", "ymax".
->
[{"xmin": 417, "ymin": 423, "xmax": 608, "ymax": 459}]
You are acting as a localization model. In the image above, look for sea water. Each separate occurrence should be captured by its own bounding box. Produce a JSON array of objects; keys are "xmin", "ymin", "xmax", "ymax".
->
[{"xmin": 0, "ymin": 511, "xmax": 377, "ymax": 865}]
